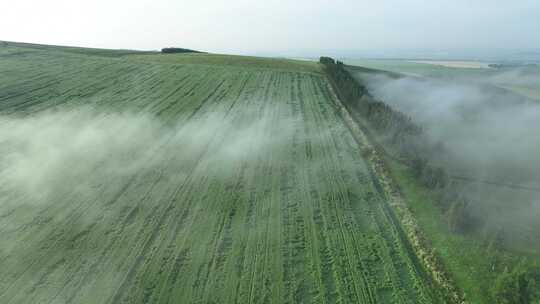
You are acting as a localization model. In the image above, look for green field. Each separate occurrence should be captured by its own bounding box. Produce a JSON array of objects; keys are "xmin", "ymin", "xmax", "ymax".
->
[
  {"xmin": 496, "ymin": 84, "xmax": 540, "ymax": 101},
  {"xmin": 341, "ymin": 59, "xmax": 486, "ymax": 78},
  {"xmin": 0, "ymin": 44, "xmax": 444, "ymax": 303}
]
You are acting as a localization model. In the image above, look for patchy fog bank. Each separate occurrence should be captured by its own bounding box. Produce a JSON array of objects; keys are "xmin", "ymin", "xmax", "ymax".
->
[
  {"xmin": 0, "ymin": 107, "xmax": 296, "ymax": 204},
  {"xmin": 354, "ymin": 70, "xmax": 540, "ymax": 251}
]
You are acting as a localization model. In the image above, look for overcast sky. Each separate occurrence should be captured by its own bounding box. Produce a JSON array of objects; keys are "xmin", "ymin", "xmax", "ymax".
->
[{"xmin": 1, "ymin": 0, "xmax": 539, "ymax": 55}]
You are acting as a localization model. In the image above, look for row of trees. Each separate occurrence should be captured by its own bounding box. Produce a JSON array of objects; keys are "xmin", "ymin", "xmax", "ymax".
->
[
  {"xmin": 320, "ymin": 57, "xmax": 471, "ymax": 233},
  {"xmin": 320, "ymin": 56, "xmax": 540, "ymax": 303}
]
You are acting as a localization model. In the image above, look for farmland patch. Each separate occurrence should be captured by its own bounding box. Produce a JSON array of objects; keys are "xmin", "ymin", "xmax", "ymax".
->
[{"xmin": 0, "ymin": 46, "xmax": 443, "ymax": 303}]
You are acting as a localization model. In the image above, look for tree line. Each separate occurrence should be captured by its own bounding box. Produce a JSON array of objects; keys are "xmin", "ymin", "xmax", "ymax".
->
[
  {"xmin": 320, "ymin": 56, "xmax": 540, "ymax": 303},
  {"xmin": 320, "ymin": 57, "xmax": 470, "ymax": 233},
  {"xmin": 161, "ymin": 47, "xmax": 202, "ymax": 54}
]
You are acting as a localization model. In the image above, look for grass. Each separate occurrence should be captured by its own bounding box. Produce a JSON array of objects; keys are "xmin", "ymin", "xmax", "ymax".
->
[
  {"xmin": 345, "ymin": 61, "xmax": 540, "ymax": 302},
  {"xmin": 128, "ymin": 53, "xmax": 323, "ymax": 74},
  {"xmin": 1, "ymin": 40, "xmax": 157, "ymax": 57},
  {"xmin": 350, "ymin": 58, "xmax": 540, "ymax": 304},
  {"xmin": 495, "ymin": 84, "xmax": 540, "ymax": 102},
  {"xmin": 387, "ymin": 161, "xmax": 492, "ymax": 303},
  {"xmin": 0, "ymin": 44, "xmax": 442, "ymax": 303},
  {"xmin": 342, "ymin": 59, "xmax": 491, "ymax": 79},
  {"xmin": 344, "ymin": 58, "xmax": 540, "ymax": 103},
  {"xmin": 382, "ymin": 140, "xmax": 540, "ymax": 304}
]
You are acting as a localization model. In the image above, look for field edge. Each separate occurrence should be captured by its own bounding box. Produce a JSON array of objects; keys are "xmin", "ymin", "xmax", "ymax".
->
[{"xmin": 322, "ymin": 71, "xmax": 465, "ymax": 304}]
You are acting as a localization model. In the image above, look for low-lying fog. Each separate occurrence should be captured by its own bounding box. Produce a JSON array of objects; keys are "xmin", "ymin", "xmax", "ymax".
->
[
  {"xmin": 0, "ymin": 107, "xmax": 295, "ymax": 205},
  {"xmin": 354, "ymin": 68, "xmax": 540, "ymax": 252}
]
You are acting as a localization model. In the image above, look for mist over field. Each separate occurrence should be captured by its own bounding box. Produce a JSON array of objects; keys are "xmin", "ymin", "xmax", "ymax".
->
[
  {"xmin": 2, "ymin": 0, "xmax": 540, "ymax": 300},
  {"xmin": 0, "ymin": 107, "xmax": 294, "ymax": 205},
  {"xmin": 0, "ymin": 110, "xmax": 160, "ymax": 199},
  {"xmin": 2, "ymin": 51, "xmax": 433, "ymax": 302},
  {"xmin": 356, "ymin": 71, "xmax": 540, "ymax": 250},
  {"xmin": 486, "ymin": 66, "xmax": 540, "ymax": 89}
]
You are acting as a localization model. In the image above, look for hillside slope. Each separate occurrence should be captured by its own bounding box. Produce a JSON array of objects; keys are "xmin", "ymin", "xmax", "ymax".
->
[{"xmin": 0, "ymin": 44, "xmax": 443, "ymax": 303}]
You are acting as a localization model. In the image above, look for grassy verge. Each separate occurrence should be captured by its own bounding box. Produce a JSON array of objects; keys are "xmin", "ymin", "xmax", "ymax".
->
[
  {"xmin": 385, "ymin": 158, "xmax": 540, "ymax": 303},
  {"xmin": 388, "ymin": 160, "xmax": 489, "ymax": 302}
]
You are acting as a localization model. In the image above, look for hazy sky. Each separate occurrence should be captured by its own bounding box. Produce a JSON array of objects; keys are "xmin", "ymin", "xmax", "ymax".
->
[{"xmin": 1, "ymin": 0, "xmax": 539, "ymax": 54}]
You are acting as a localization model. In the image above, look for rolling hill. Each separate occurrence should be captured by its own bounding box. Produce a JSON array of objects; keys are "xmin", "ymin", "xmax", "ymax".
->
[{"xmin": 0, "ymin": 43, "xmax": 446, "ymax": 303}]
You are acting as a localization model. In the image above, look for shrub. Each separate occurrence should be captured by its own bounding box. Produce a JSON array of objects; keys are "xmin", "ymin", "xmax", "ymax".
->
[
  {"xmin": 161, "ymin": 47, "xmax": 200, "ymax": 54},
  {"xmin": 492, "ymin": 265, "xmax": 540, "ymax": 304}
]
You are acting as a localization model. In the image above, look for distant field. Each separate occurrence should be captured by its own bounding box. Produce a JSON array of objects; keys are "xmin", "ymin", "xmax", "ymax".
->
[
  {"xmin": 0, "ymin": 40, "xmax": 157, "ymax": 57},
  {"xmin": 342, "ymin": 59, "xmax": 490, "ymax": 78},
  {"xmin": 409, "ymin": 60, "xmax": 491, "ymax": 69},
  {"xmin": 344, "ymin": 58, "xmax": 540, "ymax": 103},
  {"xmin": 496, "ymin": 84, "xmax": 540, "ymax": 101},
  {"xmin": 0, "ymin": 45, "xmax": 442, "ymax": 303},
  {"xmin": 129, "ymin": 53, "xmax": 323, "ymax": 74}
]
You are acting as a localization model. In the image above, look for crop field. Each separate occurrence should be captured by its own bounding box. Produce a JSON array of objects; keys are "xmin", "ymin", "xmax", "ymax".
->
[
  {"xmin": 409, "ymin": 60, "xmax": 491, "ymax": 69},
  {"xmin": 342, "ymin": 59, "xmax": 496, "ymax": 77},
  {"xmin": 0, "ymin": 45, "xmax": 442, "ymax": 303},
  {"xmin": 495, "ymin": 84, "xmax": 540, "ymax": 102}
]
